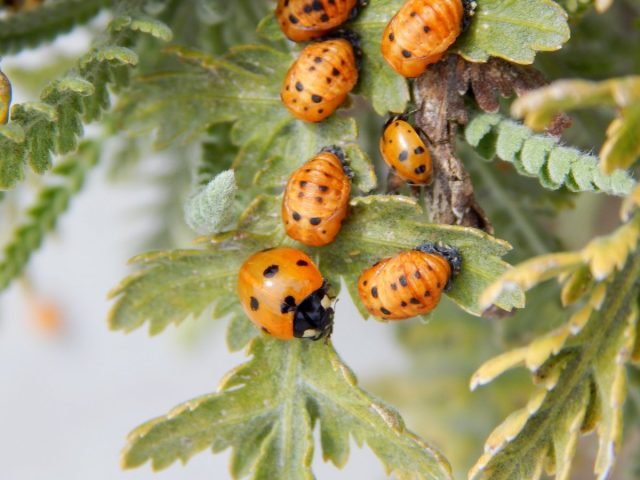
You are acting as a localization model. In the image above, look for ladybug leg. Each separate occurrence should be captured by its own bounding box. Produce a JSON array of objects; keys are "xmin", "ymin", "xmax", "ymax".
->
[{"xmin": 386, "ymin": 170, "xmax": 406, "ymax": 194}]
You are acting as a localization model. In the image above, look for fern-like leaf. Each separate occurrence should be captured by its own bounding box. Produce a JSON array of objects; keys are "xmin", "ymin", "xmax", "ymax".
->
[
  {"xmin": 122, "ymin": 336, "xmax": 453, "ymax": 480},
  {"xmin": 0, "ymin": 0, "xmax": 110, "ymax": 55},
  {"xmin": 0, "ymin": 14, "xmax": 172, "ymax": 190},
  {"xmin": 0, "ymin": 141, "xmax": 98, "ymax": 290},
  {"xmin": 470, "ymin": 209, "xmax": 640, "ymax": 480},
  {"xmin": 464, "ymin": 113, "xmax": 634, "ymax": 195}
]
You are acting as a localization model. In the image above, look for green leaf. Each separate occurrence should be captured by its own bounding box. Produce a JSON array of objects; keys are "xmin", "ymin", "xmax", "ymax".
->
[
  {"xmin": 0, "ymin": 142, "xmax": 98, "ymax": 290},
  {"xmin": 321, "ymin": 195, "xmax": 524, "ymax": 317},
  {"xmin": 184, "ymin": 169, "xmax": 238, "ymax": 235},
  {"xmin": 122, "ymin": 337, "xmax": 453, "ymax": 480},
  {"xmin": 0, "ymin": 14, "xmax": 170, "ymax": 189},
  {"xmin": 117, "ymin": 45, "xmax": 377, "ymax": 194},
  {"xmin": 455, "ymin": 0, "xmax": 570, "ymax": 64},
  {"xmin": 0, "ymin": 0, "xmax": 110, "ymax": 55},
  {"xmin": 464, "ymin": 113, "xmax": 635, "ymax": 196}
]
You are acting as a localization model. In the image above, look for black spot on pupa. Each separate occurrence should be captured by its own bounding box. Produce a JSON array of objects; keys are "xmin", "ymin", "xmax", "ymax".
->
[
  {"xmin": 311, "ymin": 94, "xmax": 323, "ymax": 103},
  {"xmin": 398, "ymin": 150, "xmax": 409, "ymax": 161},
  {"xmin": 312, "ymin": 0, "xmax": 323, "ymax": 10},
  {"xmin": 363, "ymin": 280, "xmax": 368, "ymax": 286},
  {"xmin": 298, "ymin": 192, "xmax": 304, "ymax": 198},
  {"xmin": 319, "ymin": 185, "xmax": 329, "ymax": 192},
  {"xmin": 402, "ymin": 49, "xmax": 412, "ymax": 58},
  {"xmin": 263, "ymin": 265, "xmax": 279, "ymax": 277},
  {"xmin": 381, "ymin": 307, "xmax": 391, "ymax": 315},
  {"xmin": 250, "ymin": 296, "xmax": 259, "ymax": 311},
  {"xmin": 401, "ymin": 301, "xmax": 407, "ymax": 307},
  {"xmin": 399, "ymin": 275, "xmax": 408, "ymax": 286},
  {"xmin": 304, "ymin": 4, "xmax": 313, "ymax": 13},
  {"xmin": 390, "ymin": 283, "xmax": 397, "ymax": 290},
  {"xmin": 300, "ymin": 180, "xmax": 307, "ymax": 187},
  {"xmin": 295, "ymin": 81, "xmax": 304, "ymax": 91},
  {"xmin": 309, "ymin": 66, "xmax": 316, "ymax": 71},
  {"xmin": 423, "ymin": 26, "xmax": 431, "ymax": 33},
  {"xmin": 371, "ymin": 286, "xmax": 378, "ymax": 298},
  {"xmin": 415, "ymin": 165, "xmax": 426, "ymax": 174},
  {"xmin": 332, "ymin": 67, "xmax": 340, "ymax": 76},
  {"xmin": 388, "ymin": 32, "xmax": 395, "ymax": 41},
  {"xmin": 410, "ymin": 11, "xmax": 416, "ymax": 16},
  {"xmin": 414, "ymin": 271, "xmax": 422, "ymax": 279},
  {"xmin": 318, "ymin": 108, "xmax": 324, "ymax": 114},
  {"xmin": 314, "ymin": 56, "xmax": 323, "ymax": 63},
  {"xmin": 424, "ymin": 290, "xmax": 431, "ymax": 297},
  {"xmin": 437, "ymin": 281, "xmax": 442, "ymax": 288},
  {"xmin": 310, "ymin": 217, "xmax": 321, "ymax": 225},
  {"xmin": 296, "ymin": 259, "xmax": 309, "ymax": 266},
  {"xmin": 286, "ymin": 85, "xmax": 290, "ymax": 91},
  {"xmin": 326, "ymin": 77, "xmax": 332, "ymax": 84},
  {"xmin": 320, "ymin": 13, "xmax": 329, "ymax": 22},
  {"xmin": 415, "ymin": 146, "xmax": 425, "ymax": 154},
  {"xmin": 316, "ymin": 196, "xmax": 323, "ymax": 203},
  {"xmin": 321, "ymin": 229, "xmax": 326, "ymax": 234},
  {"xmin": 289, "ymin": 14, "xmax": 299, "ymax": 24},
  {"xmin": 410, "ymin": 297, "xmax": 420, "ymax": 305},
  {"xmin": 292, "ymin": 212, "xmax": 302, "ymax": 221}
]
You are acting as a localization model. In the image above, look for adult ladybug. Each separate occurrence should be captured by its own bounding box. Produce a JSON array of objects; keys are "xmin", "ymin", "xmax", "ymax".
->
[
  {"xmin": 281, "ymin": 38, "xmax": 358, "ymax": 122},
  {"xmin": 0, "ymin": 71, "xmax": 10, "ymax": 125},
  {"xmin": 357, "ymin": 243, "xmax": 461, "ymax": 320},
  {"xmin": 238, "ymin": 247, "xmax": 334, "ymax": 340},
  {"xmin": 283, "ymin": 146, "xmax": 352, "ymax": 246},
  {"xmin": 275, "ymin": 0, "xmax": 361, "ymax": 42},
  {"xmin": 379, "ymin": 116, "xmax": 432, "ymax": 184},
  {"xmin": 381, "ymin": 0, "xmax": 476, "ymax": 77}
]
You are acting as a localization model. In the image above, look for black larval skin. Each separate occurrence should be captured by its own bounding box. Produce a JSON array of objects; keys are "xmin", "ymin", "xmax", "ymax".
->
[
  {"xmin": 293, "ymin": 283, "xmax": 334, "ymax": 340},
  {"xmin": 415, "ymin": 242, "xmax": 462, "ymax": 291}
]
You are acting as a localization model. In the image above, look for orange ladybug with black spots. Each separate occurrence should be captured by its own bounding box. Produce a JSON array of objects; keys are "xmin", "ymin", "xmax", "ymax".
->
[
  {"xmin": 281, "ymin": 38, "xmax": 358, "ymax": 122},
  {"xmin": 381, "ymin": 0, "xmax": 476, "ymax": 77},
  {"xmin": 275, "ymin": 0, "xmax": 361, "ymax": 42},
  {"xmin": 357, "ymin": 243, "xmax": 461, "ymax": 320},
  {"xmin": 283, "ymin": 146, "xmax": 352, "ymax": 246},
  {"xmin": 238, "ymin": 247, "xmax": 334, "ymax": 340},
  {"xmin": 379, "ymin": 116, "xmax": 432, "ymax": 184}
]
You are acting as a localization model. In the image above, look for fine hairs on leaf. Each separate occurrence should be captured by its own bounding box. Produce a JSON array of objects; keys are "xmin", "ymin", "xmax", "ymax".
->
[
  {"xmin": 184, "ymin": 169, "xmax": 238, "ymax": 235},
  {"xmin": 464, "ymin": 112, "xmax": 634, "ymax": 196},
  {"xmin": 0, "ymin": 12, "xmax": 172, "ymax": 190},
  {"xmin": 0, "ymin": 141, "xmax": 98, "ymax": 290}
]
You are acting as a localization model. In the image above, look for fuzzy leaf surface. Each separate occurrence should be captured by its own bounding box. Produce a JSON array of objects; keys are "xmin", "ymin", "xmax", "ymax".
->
[{"xmin": 122, "ymin": 337, "xmax": 452, "ymax": 480}]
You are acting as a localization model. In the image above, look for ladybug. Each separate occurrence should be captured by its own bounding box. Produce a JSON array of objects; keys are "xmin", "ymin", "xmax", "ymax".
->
[
  {"xmin": 381, "ymin": 0, "xmax": 476, "ymax": 78},
  {"xmin": 357, "ymin": 243, "xmax": 461, "ymax": 320},
  {"xmin": 0, "ymin": 71, "xmax": 10, "ymax": 125},
  {"xmin": 281, "ymin": 38, "xmax": 358, "ymax": 122},
  {"xmin": 2, "ymin": 0, "xmax": 44, "ymax": 12},
  {"xmin": 379, "ymin": 116, "xmax": 432, "ymax": 184},
  {"xmin": 275, "ymin": 0, "xmax": 361, "ymax": 42},
  {"xmin": 283, "ymin": 146, "xmax": 352, "ymax": 246},
  {"xmin": 237, "ymin": 247, "xmax": 334, "ymax": 340}
]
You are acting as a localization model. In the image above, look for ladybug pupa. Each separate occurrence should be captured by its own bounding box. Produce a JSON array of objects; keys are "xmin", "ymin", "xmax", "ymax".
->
[
  {"xmin": 281, "ymin": 37, "xmax": 359, "ymax": 122},
  {"xmin": 282, "ymin": 146, "xmax": 352, "ymax": 246},
  {"xmin": 381, "ymin": 0, "xmax": 476, "ymax": 78},
  {"xmin": 357, "ymin": 243, "xmax": 461, "ymax": 320},
  {"xmin": 379, "ymin": 116, "xmax": 433, "ymax": 184},
  {"xmin": 275, "ymin": 0, "xmax": 362, "ymax": 42}
]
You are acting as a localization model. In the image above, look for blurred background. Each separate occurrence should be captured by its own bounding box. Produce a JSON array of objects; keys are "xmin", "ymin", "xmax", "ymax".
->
[{"xmin": 1, "ymin": 1, "xmax": 640, "ymax": 479}]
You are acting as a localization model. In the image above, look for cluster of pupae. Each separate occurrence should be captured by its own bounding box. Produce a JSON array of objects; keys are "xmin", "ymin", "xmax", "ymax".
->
[{"xmin": 238, "ymin": 0, "xmax": 475, "ymax": 341}]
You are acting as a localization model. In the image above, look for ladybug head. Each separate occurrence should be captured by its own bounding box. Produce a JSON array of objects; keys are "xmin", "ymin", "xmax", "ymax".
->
[
  {"xmin": 293, "ymin": 282, "xmax": 334, "ymax": 341},
  {"xmin": 415, "ymin": 242, "xmax": 462, "ymax": 291}
]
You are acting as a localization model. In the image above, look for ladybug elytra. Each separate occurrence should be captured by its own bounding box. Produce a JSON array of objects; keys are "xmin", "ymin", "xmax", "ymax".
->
[
  {"xmin": 379, "ymin": 116, "xmax": 433, "ymax": 184},
  {"xmin": 238, "ymin": 247, "xmax": 334, "ymax": 340}
]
